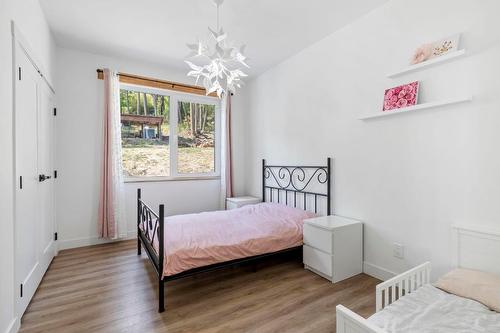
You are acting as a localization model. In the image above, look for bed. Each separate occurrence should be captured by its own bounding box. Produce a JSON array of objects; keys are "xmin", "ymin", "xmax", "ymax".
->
[
  {"xmin": 137, "ymin": 158, "xmax": 332, "ymax": 312},
  {"xmin": 336, "ymin": 225, "xmax": 500, "ymax": 333}
]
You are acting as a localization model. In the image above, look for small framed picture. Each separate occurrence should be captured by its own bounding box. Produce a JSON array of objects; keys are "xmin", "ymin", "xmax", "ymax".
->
[
  {"xmin": 429, "ymin": 34, "xmax": 460, "ymax": 59},
  {"xmin": 382, "ymin": 81, "xmax": 419, "ymax": 111},
  {"xmin": 411, "ymin": 34, "xmax": 461, "ymax": 64}
]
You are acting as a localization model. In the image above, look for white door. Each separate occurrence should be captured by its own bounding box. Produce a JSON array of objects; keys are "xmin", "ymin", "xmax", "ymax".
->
[
  {"xmin": 14, "ymin": 42, "xmax": 56, "ymax": 316},
  {"xmin": 38, "ymin": 75, "xmax": 56, "ymax": 272}
]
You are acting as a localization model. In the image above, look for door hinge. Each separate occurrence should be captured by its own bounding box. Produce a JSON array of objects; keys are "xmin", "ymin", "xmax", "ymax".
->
[
  {"xmin": 53, "ymin": 108, "xmax": 57, "ymax": 116},
  {"xmin": 20, "ymin": 284, "xmax": 23, "ymax": 297},
  {"xmin": 54, "ymin": 170, "xmax": 58, "ymax": 179},
  {"xmin": 19, "ymin": 176, "xmax": 22, "ymax": 189},
  {"xmin": 18, "ymin": 67, "xmax": 22, "ymax": 80},
  {"xmin": 54, "ymin": 232, "xmax": 58, "ymax": 241}
]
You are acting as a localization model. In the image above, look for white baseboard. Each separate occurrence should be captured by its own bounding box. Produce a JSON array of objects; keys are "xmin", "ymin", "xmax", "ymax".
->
[
  {"xmin": 4, "ymin": 317, "xmax": 19, "ymax": 333},
  {"xmin": 57, "ymin": 230, "xmax": 137, "ymax": 250},
  {"xmin": 363, "ymin": 261, "xmax": 396, "ymax": 281}
]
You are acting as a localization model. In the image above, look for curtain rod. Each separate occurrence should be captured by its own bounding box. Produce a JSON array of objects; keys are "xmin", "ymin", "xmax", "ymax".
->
[
  {"xmin": 96, "ymin": 69, "xmax": 206, "ymax": 92},
  {"xmin": 96, "ymin": 69, "xmax": 233, "ymax": 97}
]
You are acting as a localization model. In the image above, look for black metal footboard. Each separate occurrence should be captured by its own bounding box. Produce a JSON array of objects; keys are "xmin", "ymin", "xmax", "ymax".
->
[{"xmin": 137, "ymin": 188, "xmax": 165, "ymax": 312}]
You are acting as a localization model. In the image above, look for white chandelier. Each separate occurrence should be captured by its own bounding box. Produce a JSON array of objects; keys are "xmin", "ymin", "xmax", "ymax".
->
[{"xmin": 185, "ymin": 0, "xmax": 249, "ymax": 98}]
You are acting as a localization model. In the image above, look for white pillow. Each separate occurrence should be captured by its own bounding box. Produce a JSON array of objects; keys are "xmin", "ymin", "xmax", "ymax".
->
[{"xmin": 434, "ymin": 268, "xmax": 500, "ymax": 312}]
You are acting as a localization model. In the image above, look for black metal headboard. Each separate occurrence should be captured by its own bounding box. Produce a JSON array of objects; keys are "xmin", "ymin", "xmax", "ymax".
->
[{"xmin": 262, "ymin": 158, "xmax": 331, "ymax": 215}]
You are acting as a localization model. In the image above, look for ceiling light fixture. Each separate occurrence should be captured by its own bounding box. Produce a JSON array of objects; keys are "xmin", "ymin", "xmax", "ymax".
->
[{"xmin": 185, "ymin": 0, "xmax": 249, "ymax": 98}]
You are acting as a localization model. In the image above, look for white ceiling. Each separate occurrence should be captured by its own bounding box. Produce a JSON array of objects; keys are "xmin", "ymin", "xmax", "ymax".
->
[{"xmin": 40, "ymin": 0, "xmax": 386, "ymax": 77}]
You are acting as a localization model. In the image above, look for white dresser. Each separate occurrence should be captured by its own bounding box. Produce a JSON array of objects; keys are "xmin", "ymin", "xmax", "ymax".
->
[
  {"xmin": 303, "ymin": 215, "xmax": 363, "ymax": 283},
  {"xmin": 226, "ymin": 196, "xmax": 261, "ymax": 210}
]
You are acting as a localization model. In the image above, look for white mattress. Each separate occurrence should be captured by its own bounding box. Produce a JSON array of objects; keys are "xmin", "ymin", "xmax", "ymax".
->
[{"xmin": 368, "ymin": 284, "xmax": 500, "ymax": 333}]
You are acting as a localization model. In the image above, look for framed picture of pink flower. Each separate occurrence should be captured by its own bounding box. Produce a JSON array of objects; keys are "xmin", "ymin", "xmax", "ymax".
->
[{"xmin": 382, "ymin": 81, "xmax": 419, "ymax": 111}]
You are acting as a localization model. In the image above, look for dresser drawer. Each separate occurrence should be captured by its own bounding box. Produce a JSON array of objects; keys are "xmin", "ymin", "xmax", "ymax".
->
[
  {"xmin": 303, "ymin": 245, "xmax": 333, "ymax": 278},
  {"xmin": 303, "ymin": 223, "xmax": 333, "ymax": 253}
]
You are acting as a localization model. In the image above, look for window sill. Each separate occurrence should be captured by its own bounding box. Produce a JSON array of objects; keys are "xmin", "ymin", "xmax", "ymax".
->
[{"xmin": 124, "ymin": 175, "xmax": 221, "ymax": 183}]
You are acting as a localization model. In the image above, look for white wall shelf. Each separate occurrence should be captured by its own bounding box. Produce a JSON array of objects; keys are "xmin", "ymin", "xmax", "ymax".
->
[
  {"xmin": 387, "ymin": 49, "xmax": 466, "ymax": 78},
  {"xmin": 359, "ymin": 96, "xmax": 472, "ymax": 120}
]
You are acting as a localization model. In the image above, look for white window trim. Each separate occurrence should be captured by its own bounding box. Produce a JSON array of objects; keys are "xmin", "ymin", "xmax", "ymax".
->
[{"xmin": 120, "ymin": 83, "xmax": 221, "ymax": 182}]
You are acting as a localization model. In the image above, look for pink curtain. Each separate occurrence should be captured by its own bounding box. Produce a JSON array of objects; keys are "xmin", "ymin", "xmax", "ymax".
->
[
  {"xmin": 98, "ymin": 68, "xmax": 123, "ymax": 238},
  {"xmin": 225, "ymin": 93, "xmax": 234, "ymax": 199}
]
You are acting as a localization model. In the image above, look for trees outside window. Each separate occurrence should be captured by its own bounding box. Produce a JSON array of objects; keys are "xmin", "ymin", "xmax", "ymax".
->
[{"xmin": 119, "ymin": 86, "xmax": 219, "ymax": 179}]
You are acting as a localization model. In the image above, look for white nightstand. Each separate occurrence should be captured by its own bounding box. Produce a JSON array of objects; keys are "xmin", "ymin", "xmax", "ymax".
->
[
  {"xmin": 226, "ymin": 196, "xmax": 261, "ymax": 210},
  {"xmin": 303, "ymin": 215, "xmax": 363, "ymax": 283}
]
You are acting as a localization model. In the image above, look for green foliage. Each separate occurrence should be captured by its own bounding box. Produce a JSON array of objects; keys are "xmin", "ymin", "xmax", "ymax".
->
[
  {"xmin": 120, "ymin": 89, "xmax": 170, "ymax": 121},
  {"xmin": 177, "ymin": 101, "xmax": 215, "ymax": 138},
  {"xmin": 120, "ymin": 88, "xmax": 216, "ymax": 144}
]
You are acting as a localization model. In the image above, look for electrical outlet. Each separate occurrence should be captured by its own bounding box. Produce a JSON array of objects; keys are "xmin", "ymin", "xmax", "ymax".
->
[{"xmin": 393, "ymin": 243, "xmax": 404, "ymax": 259}]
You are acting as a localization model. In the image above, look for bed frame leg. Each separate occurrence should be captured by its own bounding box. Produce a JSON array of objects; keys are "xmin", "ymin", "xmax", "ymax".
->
[
  {"xmin": 158, "ymin": 204, "xmax": 165, "ymax": 313},
  {"xmin": 137, "ymin": 188, "xmax": 142, "ymax": 256},
  {"xmin": 158, "ymin": 279, "xmax": 165, "ymax": 313}
]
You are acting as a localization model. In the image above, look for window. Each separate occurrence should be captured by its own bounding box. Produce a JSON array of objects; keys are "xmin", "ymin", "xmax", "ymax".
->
[
  {"xmin": 177, "ymin": 100, "xmax": 216, "ymax": 174},
  {"xmin": 120, "ymin": 89, "xmax": 171, "ymax": 177},
  {"xmin": 120, "ymin": 85, "xmax": 219, "ymax": 180}
]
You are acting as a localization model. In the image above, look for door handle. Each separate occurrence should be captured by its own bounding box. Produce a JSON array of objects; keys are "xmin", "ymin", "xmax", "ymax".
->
[{"xmin": 39, "ymin": 174, "xmax": 52, "ymax": 182}]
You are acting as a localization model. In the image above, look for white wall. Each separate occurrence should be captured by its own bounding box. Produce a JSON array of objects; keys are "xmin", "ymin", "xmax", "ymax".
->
[
  {"xmin": 55, "ymin": 47, "xmax": 226, "ymax": 249},
  {"xmin": 0, "ymin": 1, "xmax": 56, "ymax": 332},
  {"xmin": 231, "ymin": 94, "xmax": 247, "ymax": 196},
  {"xmin": 235, "ymin": 0, "xmax": 500, "ymax": 280}
]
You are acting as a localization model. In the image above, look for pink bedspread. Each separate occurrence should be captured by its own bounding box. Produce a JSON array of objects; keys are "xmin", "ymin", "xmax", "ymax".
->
[{"xmin": 152, "ymin": 202, "xmax": 315, "ymax": 277}]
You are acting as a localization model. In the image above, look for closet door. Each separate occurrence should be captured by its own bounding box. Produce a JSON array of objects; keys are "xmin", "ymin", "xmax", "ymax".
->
[
  {"xmin": 14, "ymin": 42, "xmax": 56, "ymax": 316},
  {"xmin": 38, "ymin": 77, "xmax": 56, "ymax": 271},
  {"xmin": 15, "ymin": 45, "xmax": 43, "ymax": 315}
]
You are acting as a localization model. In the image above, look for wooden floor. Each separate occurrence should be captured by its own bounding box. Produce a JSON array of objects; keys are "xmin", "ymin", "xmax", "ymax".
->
[{"xmin": 20, "ymin": 240, "xmax": 379, "ymax": 333}]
